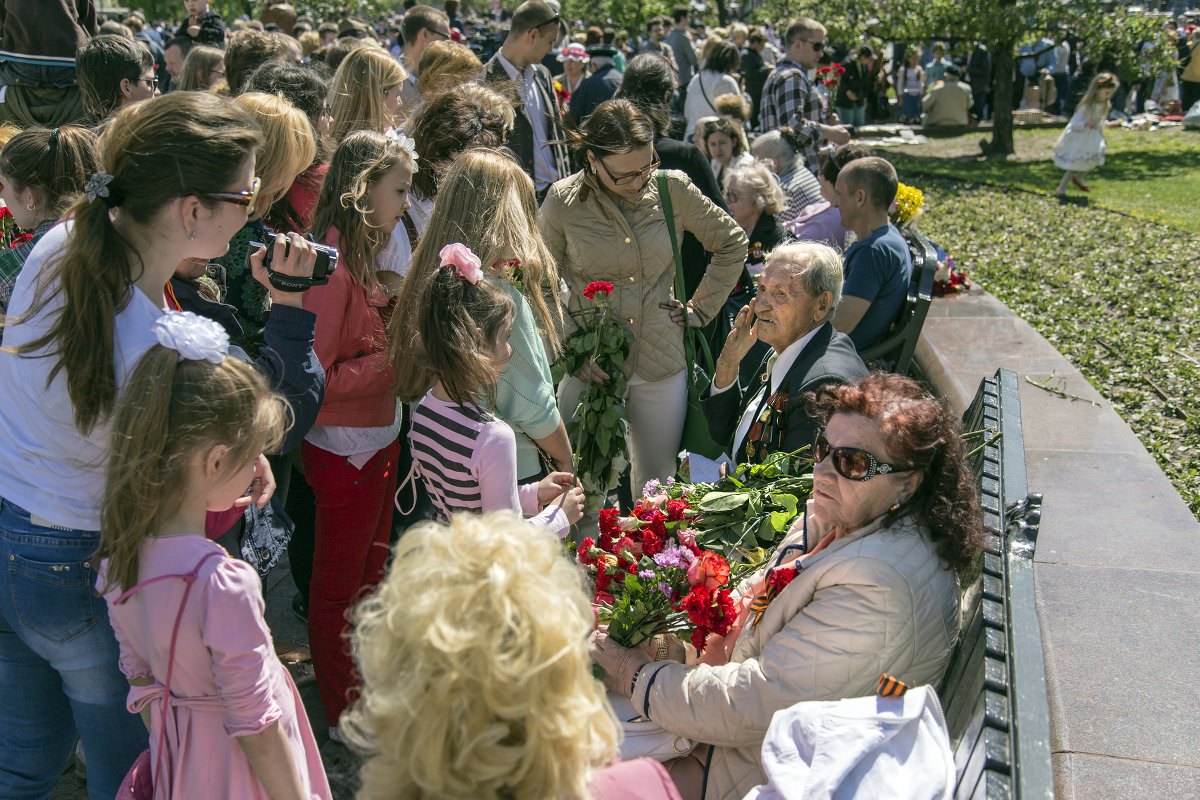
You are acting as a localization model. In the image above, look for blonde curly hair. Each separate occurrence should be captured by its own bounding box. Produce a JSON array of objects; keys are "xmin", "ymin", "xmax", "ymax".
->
[{"xmin": 343, "ymin": 512, "xmax": 620, "ymax": 799}]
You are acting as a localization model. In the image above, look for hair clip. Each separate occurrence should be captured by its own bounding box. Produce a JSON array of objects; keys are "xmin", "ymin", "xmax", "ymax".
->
[
  {"xmin": 439, "ymin": 243, "xmax": 483, "ymax": 285},
  {"xmin": 385, "ymin": 129, "xmax": 420, "ymax": 172},
  {"xmin": 84, "ymin": 171, "xmax": 114, "ymax": 203},
  {"xmin": 153, "ymin": 311, "xmax": 230, "ymax": 364}
]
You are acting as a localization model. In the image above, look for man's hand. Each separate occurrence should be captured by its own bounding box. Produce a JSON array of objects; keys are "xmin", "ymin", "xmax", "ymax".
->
[
  {"xmin": 712, "ymin": 300, "xmax": 758, "ymax": 390},
  {"xmin": 822, "ymin": 123, "xmax": 852, "ymax": 145}
]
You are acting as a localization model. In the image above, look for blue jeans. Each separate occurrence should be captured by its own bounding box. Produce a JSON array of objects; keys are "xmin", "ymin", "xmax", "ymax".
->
[
  {"xmin": 0, "ymin": 499, "xmax": 148, "ymax": 800},
  {"xmin": 837, "ymin": 105, "xmax": 866, "ymax": 127}
]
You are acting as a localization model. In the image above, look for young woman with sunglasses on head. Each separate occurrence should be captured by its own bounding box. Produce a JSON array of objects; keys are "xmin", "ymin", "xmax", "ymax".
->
[
  {"xmin": 0, "ymin": 91, "xmax": 324, "ymax": 800},
  {"xmin": 590, "ymin": 373, "xmax": 984, "ymax": 800},
  {"xmin": 539, "ymin": 99, "xmax": 746, "ymax": 504}
]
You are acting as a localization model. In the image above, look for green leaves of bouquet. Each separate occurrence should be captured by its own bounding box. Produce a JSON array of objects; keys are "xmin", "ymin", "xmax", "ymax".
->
[
  {"xmin": 553, "ymin": 281, "xmax": 634, "ymax": 509},
  {"xmin": 672, "ymin": 448, "xmax": 815, "ymax": 556}
]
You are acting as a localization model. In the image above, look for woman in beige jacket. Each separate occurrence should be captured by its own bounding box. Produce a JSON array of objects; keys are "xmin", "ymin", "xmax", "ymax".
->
[
  {"xmin": 592, "ymin": 374, "xmax": 985, "ymax": 799},
  {"xmin": 539, "ymin": 99, "xmax": 746, "ymax": 494}
]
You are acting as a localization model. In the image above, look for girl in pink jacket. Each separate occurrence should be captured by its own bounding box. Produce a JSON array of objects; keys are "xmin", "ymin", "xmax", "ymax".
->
[{"xmin": 303, "ymin": 130, "xmax": 415, "ymax": 737}]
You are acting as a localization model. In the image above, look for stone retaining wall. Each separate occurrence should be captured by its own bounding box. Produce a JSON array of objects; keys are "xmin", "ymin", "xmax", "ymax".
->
[{"xmin": 917, "ymin": 288, "xmax": 1200, "ymax": 799}]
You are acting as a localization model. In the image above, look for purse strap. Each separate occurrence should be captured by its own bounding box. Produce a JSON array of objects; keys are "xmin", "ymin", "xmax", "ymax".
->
[
  {"xmin": 115, "ymin": 549, "xmax": 223, "ymax": 793},
  {"xmin": 657, "ymin": 171, "xmax": 714, "ymax": 376}
]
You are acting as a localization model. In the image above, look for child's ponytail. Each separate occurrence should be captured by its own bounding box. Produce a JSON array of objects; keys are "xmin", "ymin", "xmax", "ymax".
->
[
  {"xmin": 403, "ymin": 247, "xmax": 514, "ymax": 408},
  {"xmin": 97, "ymin": 345, "xmax": 180, "ymax": 594}
]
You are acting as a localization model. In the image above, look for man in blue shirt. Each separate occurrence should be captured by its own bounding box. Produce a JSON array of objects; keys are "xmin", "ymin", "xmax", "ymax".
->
[{"xmin": 831, "ymin": 157, "xmax": 912, "ymax": 350}]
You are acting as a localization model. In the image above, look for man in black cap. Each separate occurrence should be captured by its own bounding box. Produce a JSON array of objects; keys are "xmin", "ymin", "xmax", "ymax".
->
[{"xmin": 569, "ymin": 39, "xmax": 623, "ymax": 124}]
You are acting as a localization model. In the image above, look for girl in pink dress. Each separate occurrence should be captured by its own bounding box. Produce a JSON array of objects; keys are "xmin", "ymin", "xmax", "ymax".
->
[{"xmin": 96, "ymin": 312, "xmax": 332, "ymax": 800}]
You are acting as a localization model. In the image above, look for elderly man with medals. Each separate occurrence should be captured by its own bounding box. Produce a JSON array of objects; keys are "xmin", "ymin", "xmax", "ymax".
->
[{"xmin": 702, "ymin": 242, "xmax": 868, "ymax": 466}]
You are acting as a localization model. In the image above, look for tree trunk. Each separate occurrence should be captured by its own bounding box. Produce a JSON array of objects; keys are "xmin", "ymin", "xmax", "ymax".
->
[
  {"xmin": 717, "ymin": 0, "xmax": 728, "ymax": 26},
  {"xmin": 989, "ymin": 40, "xmax": 1016, "ymax": 156}
]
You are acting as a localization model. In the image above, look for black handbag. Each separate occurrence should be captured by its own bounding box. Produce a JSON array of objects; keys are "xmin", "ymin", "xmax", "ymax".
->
[{"xmin": 658, "ymin": 171, "xmax": 725, "ymax": 460}]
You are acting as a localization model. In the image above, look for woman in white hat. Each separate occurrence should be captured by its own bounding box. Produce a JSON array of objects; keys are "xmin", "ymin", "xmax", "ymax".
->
[{"xmin": 555, "ymin": 42, "xmax": 590, "ymax": 114}]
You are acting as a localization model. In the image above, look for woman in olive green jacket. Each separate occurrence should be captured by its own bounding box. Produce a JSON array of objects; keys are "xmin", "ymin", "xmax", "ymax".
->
[{"xmin": 539, "ymin": 99, "xmax": 747, "ymax": 496}]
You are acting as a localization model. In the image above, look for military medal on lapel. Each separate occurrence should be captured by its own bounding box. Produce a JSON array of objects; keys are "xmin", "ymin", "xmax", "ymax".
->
[{"xmin": 745, "ymin": 390, "xmax": 789, "ymax": 463}]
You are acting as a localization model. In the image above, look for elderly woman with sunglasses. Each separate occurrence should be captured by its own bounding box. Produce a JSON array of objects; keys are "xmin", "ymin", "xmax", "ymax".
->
[
  {"xmin": 592, "ymin": 372, "xmax": 984, "ymax": 800},
  {"xmin": 539, "ymin": 99, "xmax": 746, "ymax": 498}
]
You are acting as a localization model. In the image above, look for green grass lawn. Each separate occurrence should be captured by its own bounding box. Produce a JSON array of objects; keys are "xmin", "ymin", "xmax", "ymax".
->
[
  {"xmin": 886, "ymin": 127, "xmax": 1200, "ymax": 234},
  {"xmin": 898, "ymin": 141, "xmax": 1200, "ymax": 517}
]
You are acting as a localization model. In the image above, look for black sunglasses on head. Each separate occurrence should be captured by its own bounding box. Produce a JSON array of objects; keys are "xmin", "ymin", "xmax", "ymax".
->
[
  {"xmin": 814, "ymin": 431, "xmax": 915, "ymax": 482},
  {"xmin": 534, "ymin": 14, "xmax": 562, "ymax": 29}
]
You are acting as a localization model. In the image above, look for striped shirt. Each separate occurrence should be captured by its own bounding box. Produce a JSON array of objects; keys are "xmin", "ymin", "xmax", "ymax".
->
[{"xmin": 408, "ymin": 391, "xmax": 567, "ymax": 537}]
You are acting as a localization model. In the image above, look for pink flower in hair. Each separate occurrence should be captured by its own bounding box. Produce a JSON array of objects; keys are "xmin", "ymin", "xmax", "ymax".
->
[{"xmin": 439, "ymin": 242, "xmax": 483, "ymax": 285}]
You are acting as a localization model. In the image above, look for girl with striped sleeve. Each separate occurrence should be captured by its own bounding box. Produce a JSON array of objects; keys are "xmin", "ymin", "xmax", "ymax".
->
[{"xmin": 405, "ymin": 243, "xmax": 585, "ymax": 536}]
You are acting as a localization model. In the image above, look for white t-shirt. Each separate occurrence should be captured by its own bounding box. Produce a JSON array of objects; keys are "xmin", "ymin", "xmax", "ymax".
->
[
  {"xmin": 376, "ymin": 192, "xmax": 433, "ymax": 277},
  {"xmin": 685, "ymin": 71, "xmax": 742, "ymax": 139},
  {"xmin": 0, "ymin": 221, "xmax": 164, "ymax": 529}
]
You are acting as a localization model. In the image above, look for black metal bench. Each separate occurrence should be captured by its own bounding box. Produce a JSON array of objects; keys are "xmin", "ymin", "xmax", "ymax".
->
[
  {"xmin": 859, "ymin": 228, "xmax": 938, "ymax": 375},
  {"xmin": 940, "ymin": 367, "xmax": 1053, "ymax": 799}
]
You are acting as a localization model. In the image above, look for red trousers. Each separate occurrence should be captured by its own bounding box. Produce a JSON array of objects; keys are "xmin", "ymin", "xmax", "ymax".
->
[{"xmin": 301, "ymin": 438, "xmax": 399, "ymax": 727}]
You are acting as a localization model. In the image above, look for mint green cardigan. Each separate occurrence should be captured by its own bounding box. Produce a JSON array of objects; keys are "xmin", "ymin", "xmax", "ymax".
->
[{"xmin": 494, "ymin": 282, "xmax": 561, "ymax": 479}]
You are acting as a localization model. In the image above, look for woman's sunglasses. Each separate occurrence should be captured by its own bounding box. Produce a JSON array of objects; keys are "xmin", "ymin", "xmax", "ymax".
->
[
  {"xmin": 204, "ymin": 176, "xmax": 261, "ymax": 208},
  {"xmin": 814, "ymin": 431, "xmax": 915, "ymax": 482}
]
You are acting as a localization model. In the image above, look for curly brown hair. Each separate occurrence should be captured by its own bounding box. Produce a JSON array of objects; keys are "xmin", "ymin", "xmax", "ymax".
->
[{"xmin": 806, "ymin": 373, "xmax": 984, "ymax": 574}]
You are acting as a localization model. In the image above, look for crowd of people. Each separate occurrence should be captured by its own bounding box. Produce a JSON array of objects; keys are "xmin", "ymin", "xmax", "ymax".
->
[{"xmin": 0, "ymin": 2, "xmax": 1001, "ymax": 798}]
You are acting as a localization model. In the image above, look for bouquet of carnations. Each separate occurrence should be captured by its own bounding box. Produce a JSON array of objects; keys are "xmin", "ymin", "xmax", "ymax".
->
[
  {"xmin": 577, "ymin": 491, "xmax": 744, "ymax": 653},
  {"xmin": 553, "ymin": 281, "xmax": 634, "ymax": 509},
  {"xmin": 577, "ymin": 452, "xmax": 815, "ymax": 653},
  {"xmin": 816, "ymin": 62, "xmax": 846, "ymax": 90}
]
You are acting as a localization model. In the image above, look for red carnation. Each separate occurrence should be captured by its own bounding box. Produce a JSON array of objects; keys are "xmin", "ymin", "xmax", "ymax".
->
[
  {"xmin": 636, "ymin": 508, "xmax": 668, "ymax": 541},
  {"xmin": 690, "ymin": 627, "xmax": 709, "ymax": 652},
  {"xmin": 576, "ymin": 537, "xmax": 596, "ymax": 564},
  {"xmin": 681, "ymin": 584, "xmax": 713, "ymax": 620},
  {"xmin": 598, "ymin": 508, "xmax": 620, "ymax": 537},
  {"xmin": 709, "ymin": 589, "xmax": 736, "ymax": 636},
  {"xmin": 583, "ymin": 280, "xmax": 615, "ymax": 301},
  {"xmin": 614, "ymin": 536, "xmax": 641, "ymax": 559},
  {"xmin": 766, "ymin": 566, "xmax": 799, "ymax": 595},
  {"xmin": 596, "ymin": 591, "xmax": 615, "ymax": 606},
  {"xmin": 666, "ymin": 499, "xmax": 688, "ymax": 522},
  {"xmin": 595, "ymin": 569, "xmax": 611, "ymax": 593},
  {"xmin": 10, "ymin": 232, "xmax": 32, "ymax": 247},
  {"xmin": 641, "ymin": 528, "xmax": 664, "ymax": 557}
]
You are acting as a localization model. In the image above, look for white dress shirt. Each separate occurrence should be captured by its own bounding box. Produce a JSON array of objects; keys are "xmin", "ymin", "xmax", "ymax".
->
[{"xmin": 496, "ymin": 50, "xmax": 558, "ymax": 191}]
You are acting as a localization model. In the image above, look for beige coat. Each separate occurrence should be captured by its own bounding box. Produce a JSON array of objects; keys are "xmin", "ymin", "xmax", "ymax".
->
[
  {"xmin": 632, "ymin": 513, "xmax": 962, "ymax": 799},
  {"xmin": 922, "ymin": 79, "xmax": 973, "ymax": 126},
  {"xmin": 539, "ymin": 169, "xmax": 747, "ymax": 381}
]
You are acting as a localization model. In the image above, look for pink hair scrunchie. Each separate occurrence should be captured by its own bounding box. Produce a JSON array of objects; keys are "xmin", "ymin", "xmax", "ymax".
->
[{"xmin": 439, "ymin": 242, "xmax": 483, "ymax": 285}]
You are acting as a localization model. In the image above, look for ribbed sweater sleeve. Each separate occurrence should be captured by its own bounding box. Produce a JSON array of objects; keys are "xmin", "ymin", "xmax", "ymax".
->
[{"xmin": 494, "ymin": 285, "xmax": 561, "ymax": 478}]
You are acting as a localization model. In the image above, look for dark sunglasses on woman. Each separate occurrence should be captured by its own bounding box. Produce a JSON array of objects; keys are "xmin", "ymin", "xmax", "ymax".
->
[{"xmin": 814, "ymin": 431, "xmax": 915, "ymax": 482}]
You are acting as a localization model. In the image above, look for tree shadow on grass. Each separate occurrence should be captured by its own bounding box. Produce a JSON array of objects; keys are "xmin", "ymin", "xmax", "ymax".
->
[{"xmin": 891, "ymin": 147, "xmax": 1189, "ymax": 186}]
